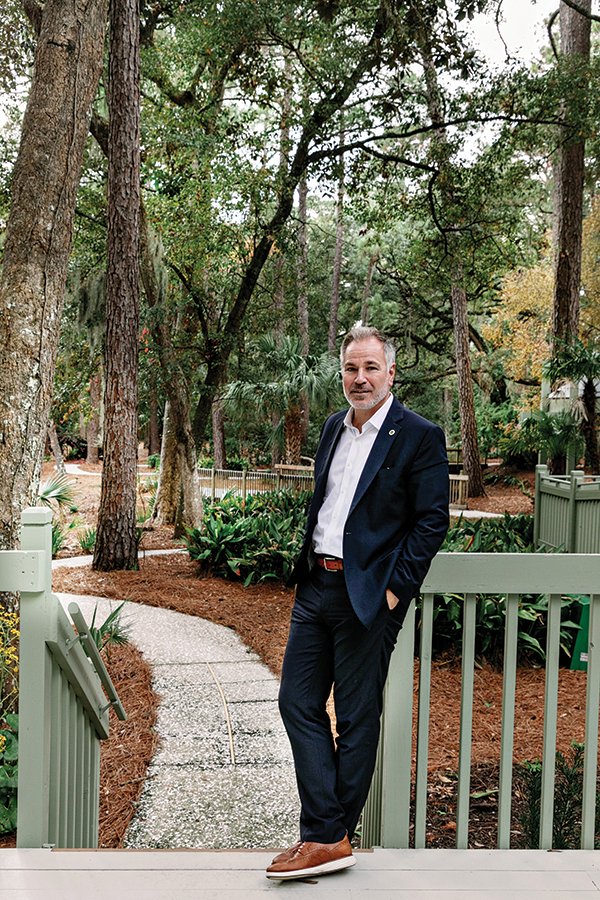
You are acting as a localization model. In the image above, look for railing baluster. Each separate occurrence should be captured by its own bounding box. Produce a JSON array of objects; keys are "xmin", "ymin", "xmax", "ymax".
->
[
  {"xmin": 67, "ymin": 686, "xmax": 77, "ymax": 848},
  {"xmin": 414, "ymin": 593, "xmax": 434, "ymax": 848},
  {"xmin": 75, "ymin": 704, "xmax": 85, "ymax": 847},
  {"xmin": 59, "ymin": 674, "xmax": 70, "ymax": 848},
  {"xmin": 381, "ymin": 600, "xmax": 416, "ymax": 848},
  {"xmin": 540, "ymin": 592, "xmax": 561, "ymax": 849},
  {"xmin": 456, "ymin": 593, "xmax": 476, "ymax": 849},
  {"xmin": 581, "ymin": 592, "xmax": 600, "ymax": 848},
  {"xmin": 498, "ymin": 593, "xmax": 519, "ymax": 848},
  {"xmin": 48, "ymin": 658, "xmax": 62, "ymax": 846}
]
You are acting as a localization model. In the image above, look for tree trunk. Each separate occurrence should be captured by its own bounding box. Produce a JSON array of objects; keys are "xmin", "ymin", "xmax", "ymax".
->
[
  {"xmin": 139, "ymin": 204, "xmax": 204, "ymax": 531},
  {"xmin": 360, "ymin": 251, "xmax": 379, "ymax": 326},
  {"xmin": 582, "ymin": 378, "xmax": 600, "ymax": 472},
  {"xmin": 94, "ymin": 0, "xmax": 140, "ymax": 571},
  {"xmin": 212, "ymin": 398, "xmax": 226, "ymax": 469},
  {"xmin": 297, "ymin": 176, "xmax": 309, "ymax": 356},
  {"xmin": 285, "ymin": 405, "xmax": 303, "ymax": 465},
  {"xmin": 86, "ymin": 371, "xmax": 101, "ymax": 464},
  {"xmin": 420, "ymin": 44, "xmax": 485, "ymax": 497},
  {"xmin": 273, "ymin": 65, "xmax": 291, "ymax": 336},
  {"xmin": 0, "ymin": 0, "xmax": 107, "ymax": 553},
  {"xmin": 48, "ymin": 419, "xmax": 66, "ymax": 477},
  {"xmin": 551, "ymin": 0, "xmax": 591, "ymax": 350},
  {"xmin": 451, "ymin": 277, "xmax": 485, "ymax": 497},
  {"xmin": 297, "ymin": 175, "xmax": 310, "ymax": 444},
  {"xmin": 151, "ymin": 402, "xmax": 180, "ymax": 525},
  {"xmin": 328, "ymin": 124, "xmax": 345, "ymax": 353},
  {"xmin": 271, "ymin": 413, "xmax": 282, "ymax": 470},
  {"xmin": 148, "ymin": 381, "xmax": 161, "ymax": 457}
]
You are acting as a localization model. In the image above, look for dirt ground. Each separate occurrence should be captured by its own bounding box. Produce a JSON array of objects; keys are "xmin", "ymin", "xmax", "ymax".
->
[{"xmin": 31, "ymin": 459, "xmax": 592, "ymax": 849}]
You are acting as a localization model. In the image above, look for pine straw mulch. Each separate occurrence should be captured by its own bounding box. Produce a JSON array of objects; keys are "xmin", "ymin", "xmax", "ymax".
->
[{"xmin": 0, "ymin": 640, "xmax": 160, "ymax": 850}]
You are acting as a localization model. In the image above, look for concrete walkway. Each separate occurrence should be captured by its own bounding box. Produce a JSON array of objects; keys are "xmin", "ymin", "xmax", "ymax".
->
[{"xmin": 54, "ymin": 553, "xmax": 300, "ymax": 850}]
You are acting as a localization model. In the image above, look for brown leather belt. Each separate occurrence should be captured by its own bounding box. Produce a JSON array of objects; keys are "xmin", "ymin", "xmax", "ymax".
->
[{"xmin": 316, "ymin": 556, "xmax": 344, "ymax": 571}]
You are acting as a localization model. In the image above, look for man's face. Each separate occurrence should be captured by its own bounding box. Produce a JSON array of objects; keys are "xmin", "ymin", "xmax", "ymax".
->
[{"xmin": 342, "ymin": 337, "xmax": 395, "ymax": 414}]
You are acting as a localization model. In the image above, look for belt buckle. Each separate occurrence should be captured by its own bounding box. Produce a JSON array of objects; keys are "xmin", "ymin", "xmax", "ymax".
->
[{"xmin": 323, "ymin": 556, "xmax": 340, "ymax": 571}]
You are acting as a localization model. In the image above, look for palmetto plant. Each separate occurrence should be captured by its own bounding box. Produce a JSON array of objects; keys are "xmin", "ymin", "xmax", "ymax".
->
[
  {"xmin": 223, "ymin": 334, "xmax": 340, "ymax": 464},
  {"xmin": 530, "ymin": 409, "xmax": 584, "ymax": 476},
  {"xmin": 543, "ymin": 339, "xmax": 600, "ymax": 473},
  {"xmin": 38, "ymin": 473, "xmax": 77, "ymax": 510}
]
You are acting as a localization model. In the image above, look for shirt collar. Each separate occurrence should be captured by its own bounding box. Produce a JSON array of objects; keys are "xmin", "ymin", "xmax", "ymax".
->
[{"xmin": 343, "ymin": 392, "xmax": 394, "ymax": 433}]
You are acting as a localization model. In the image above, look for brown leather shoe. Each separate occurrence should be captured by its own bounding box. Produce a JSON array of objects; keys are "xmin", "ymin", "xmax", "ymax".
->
[
  {"xmin": 269, "ymin": 842, "xmax": 303, "ymax": 866},
  {"xmin": 266, "ymin": 834, "xmax": 355, "ymax": 880}
]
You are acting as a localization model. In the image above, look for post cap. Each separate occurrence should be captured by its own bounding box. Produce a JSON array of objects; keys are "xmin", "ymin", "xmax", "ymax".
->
[{"xmin": 21, "ymin": 507, "xmax": 53, "ymax": 525}]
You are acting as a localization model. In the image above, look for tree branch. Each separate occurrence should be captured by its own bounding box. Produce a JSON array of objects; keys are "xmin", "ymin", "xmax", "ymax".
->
[
  {"xmin": 22, "ymin": 0, "xmax": 42, "ymax": 37},
  {"xmin": 547, "ymin": 9, "xmax": 560, "ymax": 61},
  {"xmin": 560, "ymin": 0, "xmax": 600, "ymax": 22}
]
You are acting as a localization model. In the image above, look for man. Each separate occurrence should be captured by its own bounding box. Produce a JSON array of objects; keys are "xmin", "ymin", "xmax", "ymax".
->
[{"xmin": 266, "ymin": 326, "xmax": 449, "ymax": 881}]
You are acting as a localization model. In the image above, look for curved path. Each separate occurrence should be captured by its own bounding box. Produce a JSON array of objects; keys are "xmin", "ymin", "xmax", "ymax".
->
[{"xmin": 54, "ymin": 555, "xmax": 300, "ymax": 850}]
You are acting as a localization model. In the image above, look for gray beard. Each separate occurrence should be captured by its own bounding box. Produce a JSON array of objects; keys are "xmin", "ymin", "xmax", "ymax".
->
[{"xmin": 343, "ymin": 384, "xmax": 389, "ymax": 410}]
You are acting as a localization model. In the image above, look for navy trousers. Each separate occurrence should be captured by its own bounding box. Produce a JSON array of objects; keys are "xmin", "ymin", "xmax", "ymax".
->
[{"xmin": 278, "ymin": 564, "xmax": 405, "ymax": 844}]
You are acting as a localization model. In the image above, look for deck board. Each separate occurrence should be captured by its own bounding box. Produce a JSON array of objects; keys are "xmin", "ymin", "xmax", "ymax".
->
[{"xmin": 1, "ymin": 849, "xmax": 599, "ymax": 898}]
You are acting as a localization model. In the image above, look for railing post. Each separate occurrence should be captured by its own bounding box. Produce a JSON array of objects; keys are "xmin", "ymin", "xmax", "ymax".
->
[
  {"xmin": 211, "ymin": 467, "xmax": 216, "ymax": 500},
  {"xmin": 567, "ymin": 471, "xmax": 585, "ymax": 553},
  {"xmin": 533, "ymin": 465, "xmax": 547, "ymax": 547},
  {"xmin": 17, "ymin": 507, "xmax": 53, "ymax": 848}
]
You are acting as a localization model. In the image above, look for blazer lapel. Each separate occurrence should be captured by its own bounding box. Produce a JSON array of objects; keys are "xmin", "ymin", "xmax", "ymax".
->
[{"xmin": 348, "ymin": 399, "xmax": 404, "ymax": 517}]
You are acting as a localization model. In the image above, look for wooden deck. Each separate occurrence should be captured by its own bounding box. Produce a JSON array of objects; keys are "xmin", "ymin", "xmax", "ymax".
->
[{"xmin": 1, "ymin": 848, "xmax": 599, "ymax": 898}]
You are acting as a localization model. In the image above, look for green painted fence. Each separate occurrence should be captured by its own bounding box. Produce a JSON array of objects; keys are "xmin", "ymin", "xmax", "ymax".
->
[
  {"xmin": 362, "ymin": 551, "xmax": 600, "ymax": 850},
  {"xmin": 11, "ymin": 508, "xmax": 125, "ymax": 848},
  {"xmin": 534, "ymin": 464, "xmax": 600, "ymax": 553}
]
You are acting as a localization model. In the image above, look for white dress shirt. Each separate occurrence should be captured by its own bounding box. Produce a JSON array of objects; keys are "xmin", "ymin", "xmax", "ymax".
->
[{"xmin": 312, "ymin": 393, "xmax": 394, "ymax": 559}]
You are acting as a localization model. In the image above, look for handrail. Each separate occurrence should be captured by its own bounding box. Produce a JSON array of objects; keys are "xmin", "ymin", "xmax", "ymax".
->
[{"xmin": 68, "ymin": 602, "xmax": 127, "ymax": 722}]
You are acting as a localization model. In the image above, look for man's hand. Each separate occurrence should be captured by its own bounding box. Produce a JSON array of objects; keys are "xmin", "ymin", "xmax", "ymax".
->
[{"xmin": 386, "ymin": 588, "xmax": 400, "ymax": 610}]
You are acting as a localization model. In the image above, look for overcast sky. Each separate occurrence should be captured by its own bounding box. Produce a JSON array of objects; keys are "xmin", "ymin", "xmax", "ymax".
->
[{"xmin": 470, "ymin": 0, "xmax": 562, "ymax": 66}]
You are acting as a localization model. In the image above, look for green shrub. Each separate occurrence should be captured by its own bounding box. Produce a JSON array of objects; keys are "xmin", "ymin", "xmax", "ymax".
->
[
  {"xmin": 197, "ymin": 455, "xmax": 253, "ymax": 471},
  {"xmin": 87, "ymin": 602, "xmax": 131, "ymax": 658},
  {"xmin": 147, "ymin": 453, "xmax": 161, "ymax": 469},
  {"xmin": 518, "ymin": 742, "xmax": 600, "ymax": 849},
  {"xmin": 184, "ymin": 490, "xmax": 312, "ymax": 585},
  {"xmin": 78, "ymin": 526, "xmax": 96, "ymax": 553},
  {"xmin": 0, "ymin": 714, "xmax": 18, "ymax": 835},
  {"xmin": 423, "ymin": 591, "xmax": 581, "ymax": 666},
  {"xmin": 429, "ymin": 514, "xmax": 581, "ymax": 665},
  {"xmin": 52, "ymin": 520, "xmax": 67, "ymax": 557},
  {"xmin": 442, "ymin": 513, "xmax": 535, "ymax": 553}
]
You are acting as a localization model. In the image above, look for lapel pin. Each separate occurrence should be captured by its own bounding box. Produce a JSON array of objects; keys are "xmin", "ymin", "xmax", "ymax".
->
[{"xmin": 389, "ymin": 429, "xmax": 396, "ymax": 435}]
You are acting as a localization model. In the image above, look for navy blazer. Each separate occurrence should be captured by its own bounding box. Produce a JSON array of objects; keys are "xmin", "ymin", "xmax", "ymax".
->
[{"xmin": 288, "ymin": 396, "xmax": 450, "ymax": 629}]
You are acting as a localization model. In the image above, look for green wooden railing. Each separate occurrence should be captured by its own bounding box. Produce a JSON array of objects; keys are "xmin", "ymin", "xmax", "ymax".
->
[
  {"xmin": 534, "ymin": 465, "xmax": 600, "ymax": 553},
  {"xmin": 362, "ymin": 551, "xmax": 600, "ymax": 850},
  {"xmin": 11, "ymin": 508, "xmax": 126, "ymax": 848}
]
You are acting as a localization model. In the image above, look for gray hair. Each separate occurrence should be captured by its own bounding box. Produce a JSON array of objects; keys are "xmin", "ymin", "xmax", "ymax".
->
[{"xmin": 340, "ymin": 326, "xmax": 396, "ymax": 370}]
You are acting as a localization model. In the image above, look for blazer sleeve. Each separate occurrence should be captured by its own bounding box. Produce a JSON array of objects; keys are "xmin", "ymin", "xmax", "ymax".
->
[{"xmin": 386, "ymin": 423, "xmax": 449, "ymax": 608}]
